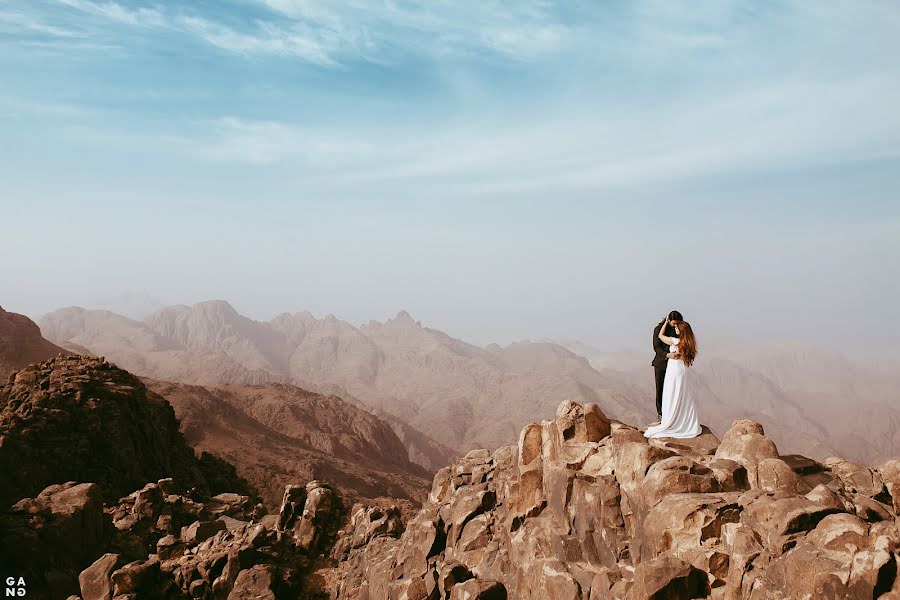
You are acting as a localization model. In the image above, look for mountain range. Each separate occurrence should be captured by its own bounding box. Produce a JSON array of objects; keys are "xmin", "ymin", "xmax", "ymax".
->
[
  {"xmin": 5, "ymin": 303, "xmax": 900, "ymax": 598},
  {"xmin": 38, "ymin": 300, "xmax": 900, "ymax": 467},
  {"xmin": 39, "ymin": 302, "xmax": 649, "ymax": 465},
  {"xmin": 0, "ymin": 307, "xmax": 430, "ymax": 510}
]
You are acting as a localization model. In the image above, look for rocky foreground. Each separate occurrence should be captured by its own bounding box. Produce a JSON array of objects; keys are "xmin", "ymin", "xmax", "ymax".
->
[
  {"xmin": 3, "ymin": 356, "xmax": 900, "ymax": 598},
  {"xmin": 330, "ymin": 401, "xmax": 900, "ymax": 599}
]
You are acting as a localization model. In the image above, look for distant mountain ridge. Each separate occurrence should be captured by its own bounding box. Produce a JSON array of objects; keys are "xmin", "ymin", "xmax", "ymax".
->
[
  {"xmin": 551, "ymin": 337, "xmax": 900, "ymax": 465},
  {"xmin": 40, "ymin": 301, "xmax": 650, "ymax": 465},
  {"xmin": 1, "ymin": 307, "xmax": 433, "ymax": 509},
  {"xmin": 39, "ymin": 301, "xmax": 900, "ymax": 466}
]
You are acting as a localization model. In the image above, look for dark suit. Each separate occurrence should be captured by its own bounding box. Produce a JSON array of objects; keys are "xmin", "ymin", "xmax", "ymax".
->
[{"xmin": 651, "ymin": 322, "xmax": 677, "ymax": 417}]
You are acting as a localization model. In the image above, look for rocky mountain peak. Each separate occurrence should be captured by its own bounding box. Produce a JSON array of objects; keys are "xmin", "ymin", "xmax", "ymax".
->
[
  {"xmin": 334, "ymin": 400, "xmax": 900, "ymax": 599},
  {"xmin": 0, "ymin": 355, "xmax": 231, "ymax": 507}
]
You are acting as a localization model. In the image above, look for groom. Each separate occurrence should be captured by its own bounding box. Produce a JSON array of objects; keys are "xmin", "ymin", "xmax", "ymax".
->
[{"xmin": 651, "ymin": 310, "xmax": 682, "ymax": 424}]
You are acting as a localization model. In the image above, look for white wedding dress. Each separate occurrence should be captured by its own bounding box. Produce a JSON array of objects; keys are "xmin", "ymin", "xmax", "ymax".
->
[{"xmin": 644, "ymin": 337, "xmax": 701, "ymax": 439}]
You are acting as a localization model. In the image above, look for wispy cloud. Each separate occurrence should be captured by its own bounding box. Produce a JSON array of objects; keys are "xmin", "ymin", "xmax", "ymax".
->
[
  {"xmin": 55, "ymin": 0, "xmax": 165, "ymax": 27},
  {"xmin": 175, "ymin": 70, "xmax": 900, "ymax": 192},
  {"xmin": 3, "ymin": 0, "xmax": 899, "ymax": 193},
  {"xmin": 0, "ymin": 10, "xmax": 79, "ymax": 37},
  {"xmin": 38, "ymin": 0, "xmax": 572, "ymax": 65},
  {"xmin": 177, "ymin": 16, "xmax": 340, "ymax": 65},
  {"xmin": 189, "ymin": 117, "xmax": 376, "ymax": 165},
  {"xmin": 254, "ymin": 0, "xmax": 571, "ymax": 60}
]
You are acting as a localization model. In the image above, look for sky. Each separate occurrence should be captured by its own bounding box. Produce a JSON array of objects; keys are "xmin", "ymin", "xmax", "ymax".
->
[{"xmin": 1, "ymin": 0, "xmax": 899, "ymax": 356}]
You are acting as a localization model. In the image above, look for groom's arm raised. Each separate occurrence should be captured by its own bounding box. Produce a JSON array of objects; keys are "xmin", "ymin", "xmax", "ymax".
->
[{"xmin": 658, "ymin": 317, "xmax": 677, "ymax": 346}]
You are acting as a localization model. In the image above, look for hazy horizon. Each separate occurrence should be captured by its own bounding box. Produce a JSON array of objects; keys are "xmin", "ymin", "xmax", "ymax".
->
[{"xmin": 2, "ymin": 1, "xmax": 899, "ymax": 357}]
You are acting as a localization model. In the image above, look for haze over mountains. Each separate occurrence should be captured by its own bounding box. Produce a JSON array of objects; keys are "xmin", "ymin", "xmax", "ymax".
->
[
  {"xmin": 0, "ymin": 306, "xmax": 432, "ymax": 510},
  {"xmin": 39, "ymin": 300, "xmax": 900, "ymax": 466},
  {"xmin": 39, "ymin": 302, "xmax": 648, "ymax": 461},
  {"xmin": 552, "ymin": 338, "xmax": 900, "ymax": 466}
]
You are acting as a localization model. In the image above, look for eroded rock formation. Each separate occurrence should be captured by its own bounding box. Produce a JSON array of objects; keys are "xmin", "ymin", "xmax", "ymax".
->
[
  {"xmin": 332, "ymin": 400, "xmax": 900, "ymax": 599},
  {"xmin": 0, "ymin": 355, "xmax": 243, "ymax": 508}
]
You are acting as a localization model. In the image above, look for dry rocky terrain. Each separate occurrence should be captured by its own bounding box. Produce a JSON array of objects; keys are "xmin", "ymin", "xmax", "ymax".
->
[
  {"xmin": 144, "ymin": 379, "xmax": 432, "ymax": 509},
  {"xmin": 2, "ymin": 350, "xmax": 900, "ymax": 598}
]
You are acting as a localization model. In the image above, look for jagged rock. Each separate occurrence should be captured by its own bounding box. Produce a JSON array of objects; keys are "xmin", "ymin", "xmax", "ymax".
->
[
  {"xmin": 825, "ymin": 456, "xmax": 887, "ymax": 499},
  {"xmin": 332, "ymin": 401, "xmax": 900, "ymax": 600},
  {"xmin": 698, "ymin": 457, "xmax": 750, "ymax": 492},
  {"xmin": 0, "ymin": 482, "xmax": 111, "ymax": 598},
  {"xmin": 649, "ymin": 425, "xmax": 721, "ymax": 457},
  {"xmin": 741, "ymin": 491, "xmax": 844, "ymax": 550},
  {"xmin": 294, "ymin": 481, "xmax": 339, "ymax": 551},
  {"xmin": 227, "ymin": 564, "xmax": 281, "ymax": 599},
  {"xmin": 805, "ymin": 483, "xmax": 850, "ymax": 512},
  {"xmin": 715, "ymin": 419, "xmax": 780, "ymax": 489},
  {"xmin": 79, "ymin": 553, "xmax": 121, "ymax": 600},
  {"xmin": 277, "ymin": 484, "xmax": 308, "ymax": 532},
  {"xmin": 332, "ymin": 504, "xmax": 404, "ymax": 559},
  {"xmin": 641, "ymin": 456, "xmax": 721, "ymax": 507},
  {"xmin": 756, "ymin": 457, "xmax": 811, "ymax": 494},
  {"xmin": 181, "ymin": 519, "xmax": 227, "ymax": 545},
  {"xmin": 448, "ymin": 578, "xmax": 507, "ymax": 599},
  {"xmin": 111, "ymin": 557, "xmax": 161, "ymax": 597},
  {"xmin": 628, "ymin": 554, "xmax": 710, "ymax": 599},
  {"xmin": 878, "ymin": 459, "xmax": 900, "ymax": 513},
  {"xmin": 638, "ymin": 493, "xmax": 742, "ymax": 561}
]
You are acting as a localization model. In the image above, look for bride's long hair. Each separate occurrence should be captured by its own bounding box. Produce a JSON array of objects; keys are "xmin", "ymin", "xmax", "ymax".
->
[{"xmin": 672, "ymin": 320, "xmax": 698, "ymax": 367}]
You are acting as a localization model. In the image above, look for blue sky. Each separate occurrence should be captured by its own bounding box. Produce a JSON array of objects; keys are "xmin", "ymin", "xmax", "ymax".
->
[{"xmin": 1, "ymin": 0, "xmax": 899, "ymax": 354}]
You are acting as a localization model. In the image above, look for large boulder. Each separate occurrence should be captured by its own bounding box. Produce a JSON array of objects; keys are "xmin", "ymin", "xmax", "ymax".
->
[
  {"xmin": 0, "ymin": 482, "xmax": 111, "ymax": 598},
  {"xmin": 714, "ymin": 419, "xmax": 780, "ymax": 489},
  {"xmin": 79, "ymin": 553, "xmax": 122, "ymax": 600}
]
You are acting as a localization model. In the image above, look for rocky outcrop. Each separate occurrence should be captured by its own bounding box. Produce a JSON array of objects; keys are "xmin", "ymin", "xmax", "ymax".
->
[
  {"xmin": 332, "ymin": 402, "xmax": 900, "ymax": 600},
  {"xmin": 0, "ymin": 355, "xmax": 222, "ymax": 507},
  {"xmin": 0, "ymin": 482, "xmax": 111, "ymax": 598},
  {"xmin": 70, "ymin": 479, "xmax": 344, "ymax": 600}
]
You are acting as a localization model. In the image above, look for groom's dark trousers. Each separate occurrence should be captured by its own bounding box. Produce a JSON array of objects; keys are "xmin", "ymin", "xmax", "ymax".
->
[{"xmin": 652, "ymin": 322, "xmax": 676, "ymax": 417}]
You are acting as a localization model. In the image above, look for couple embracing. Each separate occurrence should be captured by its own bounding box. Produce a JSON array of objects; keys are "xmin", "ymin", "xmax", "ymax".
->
[{"xmin": 645, "ymin": 310, "xmax": 701, "ymax": 439}]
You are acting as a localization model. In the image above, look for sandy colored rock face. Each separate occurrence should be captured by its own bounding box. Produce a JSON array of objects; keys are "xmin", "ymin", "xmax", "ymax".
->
[{"xmin": 332, "ymin": 401, "xmax": 900, "ymax": 600}]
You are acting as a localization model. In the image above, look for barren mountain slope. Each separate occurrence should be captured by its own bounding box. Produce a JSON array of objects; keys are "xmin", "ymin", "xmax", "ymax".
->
[
  {"xmin": 144, "ymin": 379, "xmax": 432, "ymax": 509},
  {"xmin": 0, "ymin": 306, "xmax": 70, "ymax": 379},
  {"xmin": 40, "ymin": 306, "xmax": 279, "ymax": 385},
  {"xmin": 41, "ymin": 304, "xmax": 651, "ymax": 461}
]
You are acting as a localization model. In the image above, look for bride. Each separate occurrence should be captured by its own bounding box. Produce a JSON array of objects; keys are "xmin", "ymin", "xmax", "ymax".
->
[{"xmin": 644, "ymin": 316, "xmax": 701, "ymax": 439}]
